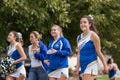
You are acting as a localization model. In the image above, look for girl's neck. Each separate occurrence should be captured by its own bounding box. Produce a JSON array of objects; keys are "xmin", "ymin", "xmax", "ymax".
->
[
  {"xmin": 53, "ymin": 35, "xmax": 60, "ymax": 41},
  {"xmin": 32, "ymin": 41, "xmax": 39, "ymax": 47},
  {"xmin": 10, "ymin": 41, "xmax": 16, "ymax": 48},
  {"xmin": 83, "ymin": 30, "xmax": 90, "ymax": 37}
]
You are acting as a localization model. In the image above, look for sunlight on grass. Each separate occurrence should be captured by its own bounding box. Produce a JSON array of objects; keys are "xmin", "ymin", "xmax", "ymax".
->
[
  {"xmin": 96, "ymin": 75, "xmax": 120, "ymax": 80},
  {"xmin": 96, "ymin": 75, "xmax": 108, "ymax": 80}
]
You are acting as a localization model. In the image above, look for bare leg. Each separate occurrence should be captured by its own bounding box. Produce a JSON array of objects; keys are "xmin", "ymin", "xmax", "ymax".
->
[
  {"xmin": 49, "ymin": 77, "xmax": 57, "ymax": 80},
  {"xmin": 6, "ymin": 76, "xmax": 15, "ymax": 80},
  {"xmin": 57, "ymin": 74, "xmax": 67, "ymax": 80},
  {"xmin": 16, "ymin": 74, "xmax": 25, "ymax": 80},
  {"xmin": 82, "ymin": 74, "xmax": 94, "ymax": 80},
  {"xmin": 111, "ymin": 77, "xmax": 117, "ymax": 80}
]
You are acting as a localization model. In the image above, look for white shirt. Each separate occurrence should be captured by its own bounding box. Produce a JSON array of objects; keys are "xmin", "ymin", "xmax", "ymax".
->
[{"xmin": 29, "ymin": 45, "xmax": 42, "ymax": 67}]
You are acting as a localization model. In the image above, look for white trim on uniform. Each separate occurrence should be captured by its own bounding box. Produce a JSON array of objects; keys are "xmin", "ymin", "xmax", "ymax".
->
[
  {"xmin": 48, "ymin": 68, "xmax": 69, "ymax": 79},
  {"xmin": 9, "ymin": 65, "xmax": 26, "ymax": 78},
  {"xmin": 82, "ymin": 62, "xmax": 98, "ymax": 75}
]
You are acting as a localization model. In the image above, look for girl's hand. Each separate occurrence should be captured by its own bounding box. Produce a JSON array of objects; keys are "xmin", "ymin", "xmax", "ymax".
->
[
  {"xmin": 103, "ymin": 66, "xmax": 108, "ymax": 74},
  {"xmin": 36, "ymin": 48, "xmax": 40, "ymax": 53},
  {"xmin": 12, "ymin": 60, "xmax": 16, "ymax": 65},
  {"xmin": 44, "ymin": 60, "xmax": 50, "ymax": 65},
  {"xmin": 113, "ymin": 63, "xmax": 119, "ymax": 71},
  {"xmin": 51, "ymin": 49, "xmax": 57, "ymax": 54},
  {"xmin": 32, "ymin": 48, "xmax": 40, "ymax": 54},
  {"xmin": 74, "ymin": 68, "xmax": 79, "ymax": 76}
]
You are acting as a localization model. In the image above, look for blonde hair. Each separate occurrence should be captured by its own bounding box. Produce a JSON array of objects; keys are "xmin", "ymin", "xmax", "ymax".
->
[
  {"xmin": 52, "ymin": 24, "xmax": 63, "ymax": 37},
  {"xmin": 31, "ymin": 31, "xmax": 42, "ymax": 40},
  {"xmin": 17, "ymin": 32, "xmax": 24, "ymax": 46}
]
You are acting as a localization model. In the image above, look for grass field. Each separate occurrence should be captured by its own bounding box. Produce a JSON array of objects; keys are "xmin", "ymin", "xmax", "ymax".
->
[
  {"xmin": 69, "ymin": 75, "xmax": 120, "ymax": 80},
  {"xmin": 96, "ymin": 75, "xmax": 120, "ymax": 80},
  {"xmin": 95, "ymin": 75, "xmax": 109, "ymax": 80}
]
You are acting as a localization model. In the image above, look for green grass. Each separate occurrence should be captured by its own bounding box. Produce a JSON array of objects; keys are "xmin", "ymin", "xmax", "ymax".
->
[
  {"xmin": 69, "ymin": 75, "xmax": 120, "ymax": 80},
  {"xmin": 96, "ymin": 75, "xmax": 120, "ymax": 80},
  {"xmin": 96, "ymin": 75, "xmax": 108, "ymax": 80}
]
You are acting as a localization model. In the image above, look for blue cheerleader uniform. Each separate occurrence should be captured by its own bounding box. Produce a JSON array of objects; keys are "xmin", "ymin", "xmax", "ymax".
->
[
  {"xmin": 108, "ymin": 64, "xmax": 118, "ymax": 79},
  {"xmin": 7, "ymin": 42, "xmax": 26, "ymax": 78},
  {"xmin": 47, "ymin": 37, "xmax": 72, "ymax": 78},
  {"xmin": 77, "ymin": 31, "xmax": 98, "ymax": 75}
]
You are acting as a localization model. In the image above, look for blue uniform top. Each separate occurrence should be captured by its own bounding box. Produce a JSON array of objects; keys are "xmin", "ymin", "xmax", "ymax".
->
[
  {"xmin": 109, "ymin": 69, "xmax": 117, "ymax": 78},
  {"xmin": 77, "ymin": 32, "xmax": 97, "ymax": 73},
  {"xmin": 47, "ymin": 37, "xmax": 72, "ymax": 71},
  {"xmin": 8, "ymin": 43, "xmax": 23, "ymax": 69}
]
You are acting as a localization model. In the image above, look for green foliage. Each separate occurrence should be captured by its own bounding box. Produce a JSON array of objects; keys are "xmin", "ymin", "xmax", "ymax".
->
[{"xmin": 0, "ymin": 0, "xmax": 70, "ymax": 50}]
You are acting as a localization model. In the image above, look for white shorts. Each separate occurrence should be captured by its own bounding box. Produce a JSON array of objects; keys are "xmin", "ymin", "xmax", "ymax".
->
[
  {"xmin": 116, "ymin": 70, "xmax": 120, "ymax": 78},
  {"xmin": 9, "ymin": 65, "xmax": 26, "ymax": 78},
  {"xmin": 110, "ymin": 74, "xmax": 117, "ymax": 79},
  {"xmin": 82, "ymin": 63, "xmax": 98, "ymax": 75},
  {"xmin": 110, "ymin": 70, "xmax": 120, "ymax": 79},
  {"xmin": 48, "ymin": 68, "xmax": 68, "ymax": 79}
]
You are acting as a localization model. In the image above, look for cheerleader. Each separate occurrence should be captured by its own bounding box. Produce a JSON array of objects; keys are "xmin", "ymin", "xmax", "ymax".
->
[
  {"xmin": 74, "ymin": 15, "xmax": 108, "ymax": 80},
  {"xmin": 28, "ymin": 31, "xmax": 48, "ymax": 80},
  {"xmin": 6, "ymin": 31, "xmax": 26, "ymax": 80},
  {"xmin": 107, "ymin": 58, "xmax": 119, "ymax": 80},
  {"xmin": 46, "ymin": 24, "xmax": 72, "ymax": 80}
]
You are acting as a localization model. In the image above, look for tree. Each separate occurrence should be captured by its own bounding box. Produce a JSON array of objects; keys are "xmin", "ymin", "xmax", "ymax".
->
[{"xmin": 0, "ymin": 0, "xmax": 71, "ymax": 52}]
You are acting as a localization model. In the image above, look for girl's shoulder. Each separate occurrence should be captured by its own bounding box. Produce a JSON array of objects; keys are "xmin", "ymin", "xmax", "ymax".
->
[
  {"xmin": 60, "ymin": 36, "xmax": 67, "ymax": 40},
  {"xmin": 15, "ymin": 42, "xmax": 22, "ymax": 49},
  {"xmin": 49, "ymin": 38, "xmax": 54, "ymax": 42},
  {"xmin": 113, "ymin": 63, "xmax": 117, "ymax": 67},
  {"xmin": 91, "ymin": 31, "xmax": 100, "ymax": 42},
  {"xmin": 112, "ymin": 63, "xmax": 119, "ymax": 70},
  {"xmin": 77, "ymin": 34, "xmax": 82, "ymax": 41},
  {"xmin": 91, "ymin": 31, "xmax": 98, "ymax": 37},
  {"xmin": 38, "ymin": 41, "xmax": 47, "ymax": 46},
  {"xmin": 60, "ymin": 37, "xmax": 69, "ymax": 43}
]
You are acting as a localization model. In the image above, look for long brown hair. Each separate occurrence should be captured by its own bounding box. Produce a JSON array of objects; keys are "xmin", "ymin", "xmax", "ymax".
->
[{"xmin": 81, "ymin": 15, "xmax": 99, "ymax": 34}]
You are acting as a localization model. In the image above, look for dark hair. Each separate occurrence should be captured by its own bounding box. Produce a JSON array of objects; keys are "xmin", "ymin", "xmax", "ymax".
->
[
  {"xmin": 81, "ymin": 15, "xmax": 99, "ymax": 34},
  {"xmin": 107, "ymin": 58, "xmax": 113, "ymax": 64},
  {"xmin": 10, "ymin": 31, "xmax": 19, "ymax": 42},
  {"xmin": 30, "ymin": 31, "xmax": 42, "ymax": 40}
]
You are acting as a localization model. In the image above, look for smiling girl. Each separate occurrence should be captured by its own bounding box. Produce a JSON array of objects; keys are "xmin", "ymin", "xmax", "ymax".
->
[
  {"xmin": 47, "ymin": 24, "xmax": 72, "ymax": 80},
  {"xmin": 74, "ymin": 15, "xmax": 108, "ymax": 80}
]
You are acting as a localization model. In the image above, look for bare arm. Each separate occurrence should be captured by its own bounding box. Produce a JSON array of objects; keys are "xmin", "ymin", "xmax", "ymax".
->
[
  {"xmin": 76, "ymin": 48, "xmax": 80, "ymax": 70},
  {"xmin": 74, "ymin": 39, "xmax": 80, "ymax": 75},
  {"xmin": 113, "ymin": 63, "xmax": 119, "ymax": 71},
  {"xmin": 13, "ymin": 43, "xmax": 27, "ymax": 64},
  {"xmin": 91, "ymin": 32, "xmax": 108, "ymax": 73}
]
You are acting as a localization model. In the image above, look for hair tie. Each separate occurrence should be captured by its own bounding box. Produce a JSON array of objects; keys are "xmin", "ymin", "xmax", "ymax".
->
[
  {"xmin": 17, "ymin": 32, "xmax": 22, "ymax": 39},
  {"xmin": 88, "ymin": 14, "xmax": 94, "ymax": 21}
]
